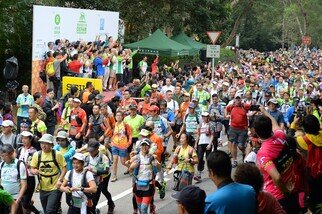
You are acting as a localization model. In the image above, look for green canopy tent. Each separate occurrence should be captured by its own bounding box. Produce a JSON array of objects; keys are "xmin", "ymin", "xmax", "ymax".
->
[
  {"xmin": 124, "ymin": 29, "xmax": 192, "ymax": 57},
  {"xmin": 171, "ymin": 31, "xmax": 207, "ymax": 55}
]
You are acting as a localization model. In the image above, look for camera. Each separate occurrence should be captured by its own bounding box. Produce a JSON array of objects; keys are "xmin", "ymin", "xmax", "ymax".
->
[
  {"xmin": 250, "ymin": 105, "xmax": 260, "ymax": 111},
  {"xmin": 296, "ymin": 106, "xmax": 306, "ymax": 119}
]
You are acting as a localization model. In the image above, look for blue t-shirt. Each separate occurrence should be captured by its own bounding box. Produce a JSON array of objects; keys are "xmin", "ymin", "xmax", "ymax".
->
[
  {"xmin": 269, "ymin": 110, "xmax": 284, "ymax": 125},
  {"xmin": 94, "ymin": 57, "xmax": 104, "ymax": 76},
  {"xmin": 16, "ymin": 93, "xmax": 34, "ymax": 118},
  {"xmin": 204, "ymin": 182, "xmax": 256, "ymax": 214}
]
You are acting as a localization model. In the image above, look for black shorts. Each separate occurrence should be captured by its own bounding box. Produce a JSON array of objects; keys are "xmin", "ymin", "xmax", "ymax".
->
[
  {"xmin": 133, "ymin": 184, "xmax": 155, "ymax": 197},
  {"xmin": 128, "ymin": 137, "xmax": 139, "ymax": 153}
]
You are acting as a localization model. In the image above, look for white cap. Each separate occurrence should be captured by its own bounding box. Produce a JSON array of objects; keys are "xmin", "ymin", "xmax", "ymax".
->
[
  {"xmin": 71, "ymin": 153, "xmax": 85, "ymax": 162},
  {"xmin": 73, "ymin": 98, "xmax": 81, "ymax": 103},
  {"xmin": 2, "ymin": 120, "xmax": 14, "ymax": 127},
  {"xmin": 201, "ymin": 112, "xmax": 210, "ymax": 117},
  {"xmin": 20, "ymin": 131, "xmax": 33, "ymax": 137}
]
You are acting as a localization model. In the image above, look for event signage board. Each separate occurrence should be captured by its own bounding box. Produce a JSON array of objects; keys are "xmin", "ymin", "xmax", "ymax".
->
[
  {"xmin": 31, "ymin": 5, "xmax": 119, "ymax": 95},
  {"xmin": 62, "ymin": 76, "xmax": 102, "ymax": 96}
]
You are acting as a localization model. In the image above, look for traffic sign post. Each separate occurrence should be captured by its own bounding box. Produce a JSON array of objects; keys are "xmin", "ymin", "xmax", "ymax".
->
[{"xmin": 207, "ymin": 31, "xmax": 221, "ymax": 80}]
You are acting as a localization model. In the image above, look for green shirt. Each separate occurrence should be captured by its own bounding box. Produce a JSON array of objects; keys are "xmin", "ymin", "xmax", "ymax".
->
[
  {"xmin": 140, "ymin": 84, "xmax": 151, "ymax": 97},
  {"xmin": 124, "ymin": 114, "xmax": 145, "ymax": 138},
  {"xmin": 116, "ymin": 56, "xmax": 123, "ymax": 74}
]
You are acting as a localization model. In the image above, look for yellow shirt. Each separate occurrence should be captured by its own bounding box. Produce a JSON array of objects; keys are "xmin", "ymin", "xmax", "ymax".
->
[
  {"xmin": 177, "ymin": 145, "xmax": 197, "ymax": 173},
  {"xmin": 297, "ymin": 131, "xmax": 322, "ymax": 150},
  {"xmin": 30, "ymin": 150, "xmax": 66, "ymax": 191}
]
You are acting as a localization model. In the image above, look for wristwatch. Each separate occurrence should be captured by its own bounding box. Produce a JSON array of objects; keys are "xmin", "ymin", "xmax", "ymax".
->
[{"xmin": 80, "ymin": 187, "xmax": 84, "ymax": 192}]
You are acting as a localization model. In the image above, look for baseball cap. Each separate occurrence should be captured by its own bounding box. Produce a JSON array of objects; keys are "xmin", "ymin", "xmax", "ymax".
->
[
  {"xmin": 144, "ymin": 91, "xmax": 151, "ymax": 97},
  {"xmin": 189, "ymin": 102, "xmax": 196, "ymax": 109},
  {"xmin": 171, "ymin": 186, "xmax": 206, "ymax": 213},
  {"xmin": 2, "ymin": 120, "xmax": 14, "ymax": 127},
  {"xmin": 95, "ymin": 94, "xmax": 104, "ymax": 100},
  {"xmin": 20, "ymin": 131, "xmax": 33, "ymax": 137},
  {"xmin": 140, "ymin": 138, "xmax": 151, "ymax": 146},
  {"xmin": 268, "ymin": 98, "xmax": 279, "ymax": 105},
  {"xmin": 212, "ymin": 80, "xmax": 217, "ymax": 84},
  {"xmin": 73, "ymin": 98, "xmax": 81, "ymax": 103},
  {"xmin": 39, "ymin": 134, "xmax": 54, "ymax": 144},
  {"xmin": 87, "ymin": 140, "xmax": 100, "ymax": 152},
  {"xmin": 184, "ymin": 92, "xmax": 190, "ymax": 97},
  {"xmin": 129, "ymin": 104, "xmax": 137, "ymax": 109},
  {"xmin": 139, "ymin": 129, "xmax": 151, "ymax": 137},
  {"xmin": 265, "ymin": 91, "xmax": 272, "ymax": 96},
  {"xmin": 152, "ymin": 84, "xmax": 158, "ymax": 89},
  {"xmin": 201, "ymin": 112, "xmax": 210, "ymax": 117},
  {"xmin": 223, "ymin": 82, "xmax": 230, "ymax": 87},
  {"xmin": 71, "ymin": 153, "xmax": 85, "ymax": 162},
  {"xmin": 192, "ymin": 97, "xmax": 198, "ymax": 102},
  {"xmin": 149, "ymin": 105, "xmax": 159, "ymax": 111},
  {"xmin": 56, "ymin": 130, "xmax": 69, "ymax": 139},
  {"xmin": 235, "ymin": 93, "xmax": 242, "ymax": 99}
]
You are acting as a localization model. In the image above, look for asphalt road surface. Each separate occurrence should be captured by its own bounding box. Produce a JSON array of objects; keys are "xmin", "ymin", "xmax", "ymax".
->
[{"xmin": 33, "ymin": 135, "xmax": 240, "ymax": 214}]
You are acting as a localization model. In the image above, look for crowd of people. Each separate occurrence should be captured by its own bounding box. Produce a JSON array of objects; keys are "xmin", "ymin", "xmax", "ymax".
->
[{"xmin": 0, "ymin": 38, "xmax": 321, "ymax": 214}]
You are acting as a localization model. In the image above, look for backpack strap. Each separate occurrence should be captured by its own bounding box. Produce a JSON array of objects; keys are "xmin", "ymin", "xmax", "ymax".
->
[
  {"xmin": 17, "ymin": 147, "xmax": 23, "ymax": 159},
  {"xmin": 0, "ymin": 162, "xmax": 5, "ymax": 178},
  {"xmin": 68, "ymin": 170, "xmax": 74, "ymax": 187},
  {"xmin": 52, "ymin": 150, "xmax": 60, "ymax": 172},
  {"xmin": 82, "ymin": 169, "xmax": 88, "ymax": 187},
  {"xmin": 37, "ymin": 151, "xmax": 42, "ymax": 168},
  {"xmin": 302, "ymin": 135, "xmax": 313, "ymax": 146}
]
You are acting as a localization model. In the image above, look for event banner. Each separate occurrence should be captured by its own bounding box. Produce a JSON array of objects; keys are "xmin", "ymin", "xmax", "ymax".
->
[
  {"xmin": 31, "ymin": 5, "xmax": 119, "ymax": 94},
  {"xmin": 62, "ymin": 76, "xmax": 102, "ymax": 95}
]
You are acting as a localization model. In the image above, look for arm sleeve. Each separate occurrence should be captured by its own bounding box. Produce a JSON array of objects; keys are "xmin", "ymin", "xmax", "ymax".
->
[{"xmin": 86, "ymin": 171, "xmax": 95, "ymax": 182}]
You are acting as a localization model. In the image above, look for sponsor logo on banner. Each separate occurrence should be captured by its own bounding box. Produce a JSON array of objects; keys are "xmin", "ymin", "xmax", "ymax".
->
[
  {"xmin": 62, "ymin": 76, "xmax": 102, "ymax": 95},
  {"xmin": 54, "ymin": 14, "xmax": 61, "ymax": 36},
  {"xmin": 77, "ymin": 12, "xmax": 87, "ymax": 34}
]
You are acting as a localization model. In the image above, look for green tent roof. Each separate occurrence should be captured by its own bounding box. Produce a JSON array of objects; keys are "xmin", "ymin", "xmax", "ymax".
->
[
  {"xmin": 172, "ymin": 31, "xmax": 207, "ymax": 54},
  {"xmin": 124, "ymin": 29, "xmax": 192, "ymax": 57}
]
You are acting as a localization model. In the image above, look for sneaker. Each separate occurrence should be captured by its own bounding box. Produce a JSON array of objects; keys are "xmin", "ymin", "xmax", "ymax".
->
[
  {"xmin": 159, "ymin": 181, "xmax": 166, "ymax": 199},
  {"xmin": 124, "ymin": 170, "xmax": 130, "ymax": 175},
  {"xmin": 150, "ymin": 204, "xmax": 156, "ymax": 214},
  {"xmin": 95, "ymin": 208, "xmax": 100, "ymax": 214},
  {"xmin": 111, "ymin": 176, "xmax": 118, "ymax": 182},
  {"xmin": 108, "ymin": 202, "xmax": 115, "ymax": 214},
  {"xmin": 232, "ymin": 161, "xmax": 238, "ymax": 168}
]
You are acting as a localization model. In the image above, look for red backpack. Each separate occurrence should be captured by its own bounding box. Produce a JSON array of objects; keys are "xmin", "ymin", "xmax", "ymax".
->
[{"xmin": 302, "ymin": 135, "xmax": 322, "ymax": 178}]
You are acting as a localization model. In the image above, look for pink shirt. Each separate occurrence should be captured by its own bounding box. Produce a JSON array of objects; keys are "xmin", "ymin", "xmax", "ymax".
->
[{"xmin": 257, "ymin": 129, "xmax": 296, "ymax": 200}]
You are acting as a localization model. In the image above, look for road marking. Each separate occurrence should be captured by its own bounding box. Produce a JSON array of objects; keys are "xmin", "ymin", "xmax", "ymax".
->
[{"xmin": 96, "ymin": 169, "xmax": 175, "ymax": 209}]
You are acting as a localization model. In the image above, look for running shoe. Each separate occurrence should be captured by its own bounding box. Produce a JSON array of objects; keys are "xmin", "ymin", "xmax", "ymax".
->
[{"xmin": 159, "ymin": 181, "xmax": 166, "ymax": 199}]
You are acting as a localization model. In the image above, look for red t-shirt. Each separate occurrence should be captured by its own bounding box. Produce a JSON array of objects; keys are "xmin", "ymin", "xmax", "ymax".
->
[
  {"xmin": 257, "ymin": 130, "xmax": 296, "ymax": 200},
  {"xmin": 68, "ymin": 60, "xmax": 83, "ymax": 73},
  {"xmin": 226, "ymin": 104, "xmax": 250, "ymax": 129}
]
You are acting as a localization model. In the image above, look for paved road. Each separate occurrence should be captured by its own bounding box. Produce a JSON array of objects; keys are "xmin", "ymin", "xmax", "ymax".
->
[{"xmin": 33, "ymin": 134, "xmax": 239, "ymax": 213}]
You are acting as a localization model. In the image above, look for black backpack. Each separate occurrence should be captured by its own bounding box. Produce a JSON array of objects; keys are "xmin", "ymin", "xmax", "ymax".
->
[
  {"xmin": 67, "ymin": 169, "xmax": 93, "ymax": 200},
  {"xmin": 273, "ymin": 136, "xmax": 297, "ymax": 174},
  {"xmin": 3, "ymin": 57, "xmax": 18, "ymax": 80}
]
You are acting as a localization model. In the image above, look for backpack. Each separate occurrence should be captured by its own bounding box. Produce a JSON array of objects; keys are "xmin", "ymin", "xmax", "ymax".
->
[
  {"xmin": 184, "ymin": 113, "xmax": 199, "ymax": 125},
  {"xmin": 45, "ymin": 61, "xmax": 55, "ymax": 77},
  {"xmin": 133, "ymin": 155, "xmax": 158, "ymax": 191},
  {"xmin": 273, "ymin": 136, "xmax": 297, "ymax": 174},
  {"xmin": 0, "ymin": 159, "xmax": 26, "ymax": 181},
  {"xmin": 66, "ymin": 169, "xmax": 94, "ymax": 208},
  {"xmin": 302, "ymin": 135, "xmax": 322, "ymax": 178},
  {"xmin": 37, "ymin": 150, "xmax": 61, "ymax": 185}
]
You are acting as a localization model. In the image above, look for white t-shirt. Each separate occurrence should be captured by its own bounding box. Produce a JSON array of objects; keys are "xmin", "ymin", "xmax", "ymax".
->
[
  {"xmin": 244, "ymin": 151, "xmax": 257, "ymax": 164},
  {"xmin": 167, "ymin": 99, "xmax": 179, "ymax": 113},
  {"xmin": 64, "ymin": 169, "xmax": 94, "ymax": 213},
  {"xmin": 198, "ymin": 122, "xmax": 212, "ymax": 145},
  {"xmin": 161, "ymin": 85, "xmax": 175, "ymax": 94}
]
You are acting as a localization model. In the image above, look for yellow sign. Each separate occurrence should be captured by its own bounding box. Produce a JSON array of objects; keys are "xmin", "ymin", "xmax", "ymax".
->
[{"xmin": 62, "ymin": 76, "xmax": 102, "ymax": 95}]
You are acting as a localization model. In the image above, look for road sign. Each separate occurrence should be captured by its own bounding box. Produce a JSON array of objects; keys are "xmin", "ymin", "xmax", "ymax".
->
[
  {"xmin": 302, "ymin": 35, "xmax": 311, "ymax": 45},
  {"xmin": 207, "ymin": 31, "xmax": 221, "ymax": 44},
  {"xmin": 206, "ymin": 45, "xmax": 220, "ymax": 58}
]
